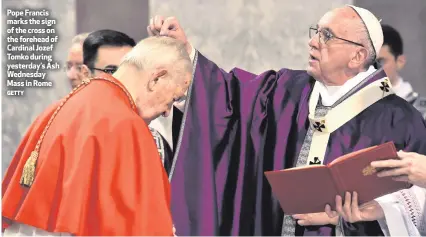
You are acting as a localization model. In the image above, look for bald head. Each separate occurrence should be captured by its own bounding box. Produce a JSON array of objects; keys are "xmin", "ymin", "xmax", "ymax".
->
[{"xmin": 115, "ymin": 36, "xmax": 192, "ymax": 123}]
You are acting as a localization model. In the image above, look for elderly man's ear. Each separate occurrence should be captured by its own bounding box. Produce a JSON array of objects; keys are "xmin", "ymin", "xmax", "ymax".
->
[
  {"xmin": 349, "ymin": 48, "xmax": 369, "ymax": 68},
  {"xmin": 147, "ymin": 69, "xmax": 168, "ymax": 91}
]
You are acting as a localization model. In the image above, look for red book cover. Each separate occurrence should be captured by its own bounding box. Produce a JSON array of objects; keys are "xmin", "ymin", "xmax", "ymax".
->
[{"xmin": 264, "ymin": 142, "xmax": 411, "ymax": 214}]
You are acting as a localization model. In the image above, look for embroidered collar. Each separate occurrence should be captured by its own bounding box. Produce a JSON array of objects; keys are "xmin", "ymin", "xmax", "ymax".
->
[{"xmin": 317, "ymin": 66, "xmax": 377, "ymax": 106}]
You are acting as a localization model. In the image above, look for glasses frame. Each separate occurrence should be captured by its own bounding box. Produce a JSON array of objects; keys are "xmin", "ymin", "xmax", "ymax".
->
[
  {"xmin": 64, "ymin": 62, "xmax": 84, "ymax": 72},
  {"xmin": 90, "ymin": 67, "xmax": 118, "ymax": 74},
  {"xmin": 309, "ymin": 27, "xmax": 364, "ymax": 47}
]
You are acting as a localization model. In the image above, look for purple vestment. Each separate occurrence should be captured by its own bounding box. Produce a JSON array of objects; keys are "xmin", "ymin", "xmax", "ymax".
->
[{"xmin": 170, "ymin": 51, "xmax": 426, "ymax": 236}]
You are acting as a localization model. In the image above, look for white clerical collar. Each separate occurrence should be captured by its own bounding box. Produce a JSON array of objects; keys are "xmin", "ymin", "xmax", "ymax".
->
[
  {"xmin": 392, "ymin": 77, "xmax": 414, "ymax": 100},
  {"xmin": 317, "ymin": 66, "xmax": 377, "ymax": 106},
  {"xmin": 149, "ymin": 110, "xmax": 174, "ymax": 150}
]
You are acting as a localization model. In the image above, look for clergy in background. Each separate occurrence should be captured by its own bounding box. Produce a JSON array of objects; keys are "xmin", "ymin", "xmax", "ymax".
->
[
  {"xmin": 2, "ymin": 36, "xmax": 192, "ymax": 236},
  {"xmin": 64, "ymin": 32, "xmax": 90, "ymax": 89},
  {"xmin": 148, "ymin": 4, "xmax": 426, "ymax": 236},
  {"xmin": 377, "ymin": 24, "xmax": 426, "ymax": 119}
]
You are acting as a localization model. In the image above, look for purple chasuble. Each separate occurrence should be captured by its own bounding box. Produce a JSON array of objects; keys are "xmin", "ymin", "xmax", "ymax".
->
[{"xmin": 170, "ymin": 51, "xmax": 426, "ymax": 236}]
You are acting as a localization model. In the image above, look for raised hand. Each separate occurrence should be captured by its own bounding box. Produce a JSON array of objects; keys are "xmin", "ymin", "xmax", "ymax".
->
[
  {"xmin": 371, "ymin": 151, "xmax": 426, "ymax": 188},
  {"xmin": 147, "ymin": 15, "xmax": 191, "ymax": 55}
]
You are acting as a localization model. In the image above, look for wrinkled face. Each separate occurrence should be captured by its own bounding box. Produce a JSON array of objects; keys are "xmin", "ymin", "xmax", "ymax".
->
[
  {"xmin": 307, "ymin": 8, "xmax": 365, "ymax": 85},
  {"xmin": 91, "ymin": 46, "xmax": 133, "ymax": 77},
  {"xmin": 377, "ymin": 45, "xmax": 404, "ymax": 86},
  {"xmin": 66, "ymin": 43, "xmax": 84, "ymax": 88},
  {"xmin": 137, "ymin": 69, "xmax": 191, "ymax": 123}
]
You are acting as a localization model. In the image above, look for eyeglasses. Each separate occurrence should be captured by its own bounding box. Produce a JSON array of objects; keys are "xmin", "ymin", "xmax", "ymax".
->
[
  {"xmin": 64, "ymin": 62, "xmax": 84, "ymax": 72},
  {"xmin": 90, "ymin": 66, "xmax": 118, "ymax": 74},
  {"xmin": 309, "ymin": 27, "xmax": 364, "ymax": 47}
]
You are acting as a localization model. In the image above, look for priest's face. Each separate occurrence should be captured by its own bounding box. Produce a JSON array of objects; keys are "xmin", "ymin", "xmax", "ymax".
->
[
  {"xmin": 377, "ymin": 45, "xmax": 406, "ymax": 86},
  {"xmin": 138, "ymin": 69, "xmax": 191, "ymax": 123},
  {"xmin": 307, "ymin": 8, "xmax": 366, "ymax": 85},
  {"xmin": 66, "ymin": 43, "xmax": 85, "ymax": 88},
  {"xmin": 91, "ymin": 46, "xmax": 133, "ymax": 77}
]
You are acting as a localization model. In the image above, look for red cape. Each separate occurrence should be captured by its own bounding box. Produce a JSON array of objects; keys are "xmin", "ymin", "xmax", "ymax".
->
[{"xmin": 2, "ymin": 76, "xmax": 173, "ymax": 236}]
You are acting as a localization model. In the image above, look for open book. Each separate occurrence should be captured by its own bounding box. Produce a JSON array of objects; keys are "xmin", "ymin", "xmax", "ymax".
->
[{"xmin": 264, "ymin": 142, "xmax": 412, "ymax": 214}]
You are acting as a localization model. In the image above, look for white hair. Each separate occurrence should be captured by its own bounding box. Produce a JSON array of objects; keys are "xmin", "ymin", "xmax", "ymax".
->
[
  {"xmin": 354, "ymin": 20, "xmax": 376, "ymax": 67},
  {"xmin": 71, "ymin": 32, "xmax": 90, "ymax": 45},
  {"xmin": 120, "ymin": 36, "xmax": 192, "ymax": 78}
]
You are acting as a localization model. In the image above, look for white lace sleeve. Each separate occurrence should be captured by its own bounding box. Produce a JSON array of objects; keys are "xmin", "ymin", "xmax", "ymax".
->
[
  {"xmin": 376, "ymin": 186, "xmax": 426, "ymax": 236},
  {"xmin": 394, "ymin": 186, "xmax": 426, "ymax": 235}
]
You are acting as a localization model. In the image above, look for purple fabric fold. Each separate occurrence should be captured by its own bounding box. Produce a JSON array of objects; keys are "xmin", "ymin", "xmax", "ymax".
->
[{"xmin": 170, "ymin": 52, "xmax": 426, "ymax": 236}]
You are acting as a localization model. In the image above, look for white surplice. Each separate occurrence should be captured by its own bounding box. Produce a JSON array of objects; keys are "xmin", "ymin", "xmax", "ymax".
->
[{"xmin": 376, "ymin": 185, "xmax": 426, "ymax": 236}]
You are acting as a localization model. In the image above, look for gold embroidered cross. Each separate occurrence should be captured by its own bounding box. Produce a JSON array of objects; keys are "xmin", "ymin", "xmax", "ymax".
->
[{"xmin": 362, "ymin": 165, "xmax": 377, "ymax": 176}]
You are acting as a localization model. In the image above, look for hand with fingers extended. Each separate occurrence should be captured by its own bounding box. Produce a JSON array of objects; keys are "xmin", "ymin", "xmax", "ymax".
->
[
  {"xmin": 332, "ymin": 191, "xmax": 384, "ymax": 223},
  {"xmin": 292, "ymin": 205, "xmax": 339, "ymax": 226},
  {"xmin": 147, "ymin": 15, "xmax": 192, "ymax": 55},
  {"xmin": 370, "ymin": 151, "xmax": 426, "ymax": 188}
]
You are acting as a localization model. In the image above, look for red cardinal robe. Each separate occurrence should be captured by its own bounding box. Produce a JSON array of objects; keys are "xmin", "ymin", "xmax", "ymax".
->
[{"xmin": 2, "ymin": 75, "xmax": 173, "ymax": 236}]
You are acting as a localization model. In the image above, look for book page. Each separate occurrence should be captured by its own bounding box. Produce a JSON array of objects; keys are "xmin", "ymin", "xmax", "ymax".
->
[{"xmin": 328, "ymin": 145, "xmax": 377, "ymax": 167}]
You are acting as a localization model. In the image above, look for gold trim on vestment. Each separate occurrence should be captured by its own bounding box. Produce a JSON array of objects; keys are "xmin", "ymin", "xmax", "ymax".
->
[
  {"xmin": 20, "ymin": 77, "xmax": 136, "ymax": 187},
  {"xmin": 306, "ymin": 78, "xmax": 393, "ymax": 166}
]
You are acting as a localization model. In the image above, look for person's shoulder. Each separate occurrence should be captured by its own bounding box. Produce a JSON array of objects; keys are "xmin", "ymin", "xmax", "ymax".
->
[
  {"xmin": 29, "ymin": 99, "xmax": 62, "ymax": 127},
  {"xmin": 85, "ymin": 111, "xmax": 150, "ymax": 147},
  {"xmin": 275, "ymin": 68, "xmax": 311, "ymax": 90},
  {"xmin": 412, "ymin": 95, "xmax": 426, "ymax": 118},
  {"xmin": 109, "ymin": 110, "xmax": 147, "ymax": 131},
  {"xmin": 360, "ymin": 95, "xmax": 426, "ymax": 142},
  {"xmin": 370, "ymin": 94, "xmax": 425, "ymax": 122},
  {"xmin": 79, "ymin": 95, "xmax": 147, "ymax": 138},
  {"xmin": 78, "ymin": 82, "xmax": 143, "ymax": 127},
  {"xmin": 276, "ymin": 68, "xmax": 310, "ymax": 80},
  {"xmin": 374, "ymin": 94, "xmax": 418, "ymax": 112}
]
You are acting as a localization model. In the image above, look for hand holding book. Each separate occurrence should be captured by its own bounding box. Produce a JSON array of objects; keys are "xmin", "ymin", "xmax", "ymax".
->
[
  {"xmin": 371, "ymin": 151, "xmax": 426, "ymax": 188},
  {"xmin": 265, "ymin": 142, "xmax": 411, "ymax": 215},
  {"xmin": 292, "ymin": 192, "xmax": 384, "ymax": 226},
  {"xmin": 332, "ymin": 191, "xmax": 384, "ymax": 223}
]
